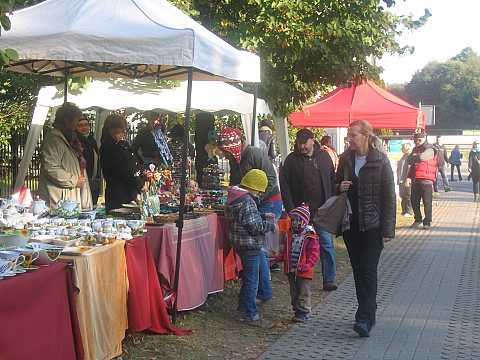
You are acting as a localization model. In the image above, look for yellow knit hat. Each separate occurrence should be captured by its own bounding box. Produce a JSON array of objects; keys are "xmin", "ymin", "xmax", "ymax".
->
[{"xmin": 240, "ymin": 169, "xmax": 268, "ymax": 192}]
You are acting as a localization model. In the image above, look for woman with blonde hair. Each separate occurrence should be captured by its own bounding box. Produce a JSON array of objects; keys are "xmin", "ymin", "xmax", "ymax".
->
[{"xmin": 335, "ymin": 119, "xmax": 396, "ymax": 337}]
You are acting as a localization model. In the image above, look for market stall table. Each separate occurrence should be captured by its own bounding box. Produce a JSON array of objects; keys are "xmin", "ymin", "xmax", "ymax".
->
[
  {"xmin": 146, "ymin": 213, "xmax": 225, "ymax": 311},
  {"xmin": 0, "ymin": 262, "xmax": 83, "ymax": 360},
  {"xmin": 59, "ymin": 241, "xmax": 128, "ymax": 360},
  {"xmin": 124, "ymin": 235, "xmax": 193, "ymax": 335}
]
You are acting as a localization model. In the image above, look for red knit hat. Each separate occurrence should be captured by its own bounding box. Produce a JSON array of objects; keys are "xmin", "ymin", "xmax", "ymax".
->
[{"xmin": 218, "ymin": 127, "xmax": 243, "ymax": 165}]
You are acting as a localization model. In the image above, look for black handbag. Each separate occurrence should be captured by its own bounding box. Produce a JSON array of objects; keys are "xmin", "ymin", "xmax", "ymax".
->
[{"xmin": 313, "ymin": 167, "xmax": 350, "ymax": 236}]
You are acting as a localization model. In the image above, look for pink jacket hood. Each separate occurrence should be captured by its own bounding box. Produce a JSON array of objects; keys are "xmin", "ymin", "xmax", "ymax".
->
[{"xmin": 226, "ymin": 186, "xmax": 249, "ymax": 205}]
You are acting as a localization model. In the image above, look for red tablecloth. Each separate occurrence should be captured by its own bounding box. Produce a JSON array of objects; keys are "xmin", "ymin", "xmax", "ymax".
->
[
  {"xmin": 146, "ymin": 213, "xmax": 224, "ymax": 311},
  {"xmin": 124, "ymin": 236, "xmax": 193, "ymax": 335},
  {"xmin": 218, "ymin": 215, "xmax": 242, "ymax": 280},
  {"xmin": 0, "ymin": 262, "xmax": 83, "ymax": 360}
]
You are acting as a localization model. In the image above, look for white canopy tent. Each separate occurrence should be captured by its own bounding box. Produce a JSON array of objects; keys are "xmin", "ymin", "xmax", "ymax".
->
[
  {"xmin": 0, "ymin": 0, "xmax": 265, "ymax": 323},
  {"xmin": 0, "ymin": 0, "xmax": 260, "ymax": 82},
  {"xmin": 17, "ymin": 79, "xmax": 292, "ymax": 191},
  {"xmin": 15, "ymin": 79, "xmax": 276, "ymax": 191}
]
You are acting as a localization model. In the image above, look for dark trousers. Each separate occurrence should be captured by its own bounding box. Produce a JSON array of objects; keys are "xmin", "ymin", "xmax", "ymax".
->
[
  {"xmin": 343, "ymin": 228, "xmax": 382, "ymax": 330},
  {"xmin": 411, "ymin": 182, "xmax": 433, "ymax": 226},
  {"xmin": 399, "ymin": 184, "xmax": 412, "ymax": 215},
  {"xmin": 450, "ymin": 164, "xmax": 462, "ymax": 181}
]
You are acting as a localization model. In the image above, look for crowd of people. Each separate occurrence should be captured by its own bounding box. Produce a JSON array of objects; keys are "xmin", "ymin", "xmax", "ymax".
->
[{"xmin": 37, "ymin": 101, "xmax": 477, "ymax": 337}]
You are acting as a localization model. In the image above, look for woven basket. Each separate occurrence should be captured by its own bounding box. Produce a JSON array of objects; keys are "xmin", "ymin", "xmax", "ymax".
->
[{"xmin": 153, "ymin": 214, "xmax": 179, "ymax": 224}]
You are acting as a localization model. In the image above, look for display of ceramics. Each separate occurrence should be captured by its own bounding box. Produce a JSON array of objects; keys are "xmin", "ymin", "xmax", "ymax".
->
[
  {"xmin": 27, "ymin": 243, "xmax": 63, "ymax": 264},
  {"xmin": 56, "ymin": 198, "xmax": 81, "ymax": 218},
  {"xmin": 0, "ymin": 229, "xmax": 33, "ymax": 247},
  {"xmin": 30, "ymin": 198, "xmax": 48, "ymax": 216}
]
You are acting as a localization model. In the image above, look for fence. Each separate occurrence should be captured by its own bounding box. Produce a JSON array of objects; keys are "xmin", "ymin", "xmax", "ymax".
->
[{"xmin": 0, "ymin": 125, "xmax": 44, "ymax": 199}]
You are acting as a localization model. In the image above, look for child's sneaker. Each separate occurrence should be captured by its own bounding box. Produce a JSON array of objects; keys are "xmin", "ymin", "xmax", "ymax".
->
[
  {"xmin": 245, "ymin": 317, "xmax": 274, "ymax": 328},
  {"xmin": 292, "ymin": 313, "xmax": 310, "ymax": 323}
]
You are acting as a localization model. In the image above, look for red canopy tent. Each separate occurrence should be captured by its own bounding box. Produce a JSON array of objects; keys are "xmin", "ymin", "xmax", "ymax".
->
[{"xmin": 290, "ymin": 80, "xmax": 425, "ymax": 129}]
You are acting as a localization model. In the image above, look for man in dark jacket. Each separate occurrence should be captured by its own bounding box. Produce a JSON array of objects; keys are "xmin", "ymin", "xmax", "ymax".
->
[
  {"xmin": 433, "ymin": 135, "xmax": 452, "ymax": 193},
  {"xmin": 280, "ymin": 129, "xmax": 338, "ymax": 291},
  {"xmin": 407, "ymin": 132, "xmax": 438, "ymax": 229}
]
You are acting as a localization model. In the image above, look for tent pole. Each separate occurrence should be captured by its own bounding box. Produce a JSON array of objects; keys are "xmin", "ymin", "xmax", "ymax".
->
[
  {"xmin": 251, "ymin": 83, "xmax": 258, "ymax": 146},
  {"xmin": 63, "ymin": 72, "xmax": 69, "ymax": 102},
  {"xmin": 172, "ymin": 67, "xmax": 194, "ymax": 324}
]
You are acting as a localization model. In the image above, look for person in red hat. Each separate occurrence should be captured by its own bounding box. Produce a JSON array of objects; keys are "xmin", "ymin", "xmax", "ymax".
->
[{"xmin": 218, "ymin": 127, "xmax": 282, "ymax": 304}]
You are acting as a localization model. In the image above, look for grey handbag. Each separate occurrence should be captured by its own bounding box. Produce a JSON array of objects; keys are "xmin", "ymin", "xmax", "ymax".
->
[{"xmin": 313, "ymin": 167, "xmax": 350, "ymax": 236}]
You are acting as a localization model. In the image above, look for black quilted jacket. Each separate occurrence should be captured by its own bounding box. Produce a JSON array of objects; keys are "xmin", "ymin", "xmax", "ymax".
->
[{"xmin": 335, "ymin": 147, "xmax": 396, "ymax": 238}]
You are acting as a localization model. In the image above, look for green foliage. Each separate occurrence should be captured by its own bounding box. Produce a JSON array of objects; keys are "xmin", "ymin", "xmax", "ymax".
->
[
  {"xmin": 390, "ymin": 48, "xmax": 480, "ymax": 129},
  {"xmin": 187, "ymin": 0, "xmax": 430, "ymax": 117},
  {"xmin": 0, "ymin": 72, "xmax": 46, "ymax": 145}
]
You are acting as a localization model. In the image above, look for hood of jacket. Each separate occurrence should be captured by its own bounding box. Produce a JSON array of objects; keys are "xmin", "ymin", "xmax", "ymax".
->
[{"xmin": 226, "ymin": 186, "xmax": 249, "ymax": 205}]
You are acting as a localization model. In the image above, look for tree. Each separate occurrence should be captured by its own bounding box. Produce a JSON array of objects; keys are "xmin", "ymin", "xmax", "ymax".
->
[
  {"xmin": 187, "ymin": 0, "xmax": 430, "ymax": 117},
  {"xmin": 392, "ymin": 48, "xmax": 480, "ymax": 129}
]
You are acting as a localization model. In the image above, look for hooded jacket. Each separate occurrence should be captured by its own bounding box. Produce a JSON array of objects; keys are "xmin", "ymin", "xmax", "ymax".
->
[
  {"xmin": 225, "ymin": 186, "xmax": 275, "ymax": 256},
  {"xmin": 273, "ymin": 227, "xmax": 319, "ymax": 279},
  {"xmin": 280, "ymin": 141, "xmax": 334, "ymax": 213},
  {"xmin": 335, "ymin": 147, "xmax": 396, "ymax": 238}
]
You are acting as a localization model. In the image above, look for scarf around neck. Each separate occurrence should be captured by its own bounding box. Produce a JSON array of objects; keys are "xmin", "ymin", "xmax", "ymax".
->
[{"xmin": 53, "ymin": 122, "xmax": 87, "ymax": 172}]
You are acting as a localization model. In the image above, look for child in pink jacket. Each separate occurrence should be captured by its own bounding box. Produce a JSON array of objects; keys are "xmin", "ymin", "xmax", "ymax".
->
[{"xmin": 270, "ymin": 204, "xmax": 320, "ymax": 322}]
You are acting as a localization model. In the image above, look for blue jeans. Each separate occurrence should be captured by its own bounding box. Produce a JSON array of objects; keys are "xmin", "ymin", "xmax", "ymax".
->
[
  {"xmin": 256, "ymin": 199, "xmax": 283, "ymax": 300},
  {"xmin": 312, "ymin": 225, "xmax": 337, "ymax": 282},
  {"xmin": 434, "ymin": 165, "xmax": 450, "ymax": 191},
  {"xmin": 237, "ymin": 253, "xmax": 261, "ymax": 321},
  {"xmin": 256, "ymin": 251, "xmax": 273, "ymax": 301},
  {"xmin": 257, "ymin": 199, "xmax": 283, "ymax": 220}
]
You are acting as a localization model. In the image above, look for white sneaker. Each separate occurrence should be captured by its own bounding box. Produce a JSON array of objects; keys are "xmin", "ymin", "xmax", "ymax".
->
[{"xmin": 403, "ymin": 213, "xmax": 413, "ymax": 218}]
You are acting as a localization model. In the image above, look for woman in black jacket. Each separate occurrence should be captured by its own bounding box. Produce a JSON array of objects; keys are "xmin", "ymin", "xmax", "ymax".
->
[
  {"xmin": 76, "ymin": 118, "xmax": 101, "ymax": 205},
  {"xmin": 100, "ymin": 115, "xmax": 147, "ymax": 212},
  {"xmin": 335, "ymin": 119, "xmax": 396, "ymax": 338}
]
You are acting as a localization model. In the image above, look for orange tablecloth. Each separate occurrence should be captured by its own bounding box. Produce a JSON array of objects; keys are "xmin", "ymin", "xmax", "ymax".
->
[
  {"xmin": 60, "ymin": 241, "xmax": 128, "ymax": 360},
  {"xmin": 0, "ymin": 262, "xmax": 83, "ymax": 360},
  {"xmin": 124, "ymin": 235, "xmax": 193, "ymax": 335},
  {"xmin": 146, "ymin": 213, "xmax": 225, "ymax": 311},
  {"xmin": 218, "ymin": 215, "xmax": 242, "ymax": 280}
]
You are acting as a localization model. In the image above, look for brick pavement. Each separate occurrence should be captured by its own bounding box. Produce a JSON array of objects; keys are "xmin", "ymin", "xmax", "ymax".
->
[{"xmin": 258, "ymin": 177, "xmax": 480, "ymax": 359}]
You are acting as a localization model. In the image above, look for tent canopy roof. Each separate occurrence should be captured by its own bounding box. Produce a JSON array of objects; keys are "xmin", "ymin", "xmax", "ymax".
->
[
  {"xmin": 37, "ymin": 79, "xmax": 271, "ymax": 116},
  {"xmin": 290, "ymin": 80, "xmax": 425, "ymax": 129},
  {"xmin": 0, "ymin": 0, "xmax": 260, "ymax": 82}
]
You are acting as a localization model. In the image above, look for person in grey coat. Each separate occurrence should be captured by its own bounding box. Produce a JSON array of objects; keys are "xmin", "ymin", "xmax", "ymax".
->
[{"xmin": 397, "ymin": 142, "xmax": 413, "ymax": 217}]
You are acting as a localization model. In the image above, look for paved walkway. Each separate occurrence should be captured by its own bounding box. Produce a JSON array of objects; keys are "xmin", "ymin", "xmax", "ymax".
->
[{"xmin": 258, "ymin": 176, "xmax": 480, "ymax": 359}]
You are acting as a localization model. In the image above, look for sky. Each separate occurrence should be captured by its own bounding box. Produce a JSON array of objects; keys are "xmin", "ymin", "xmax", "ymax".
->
[{"xmin": 378, "ymin": 0, "xmax": 480, "ymax": 85}]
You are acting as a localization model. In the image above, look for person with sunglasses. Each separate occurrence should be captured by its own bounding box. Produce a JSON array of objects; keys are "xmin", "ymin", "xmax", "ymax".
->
[{"xmin": 406, "ymin": 132, "xmax": 438, "ymax": 230}]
